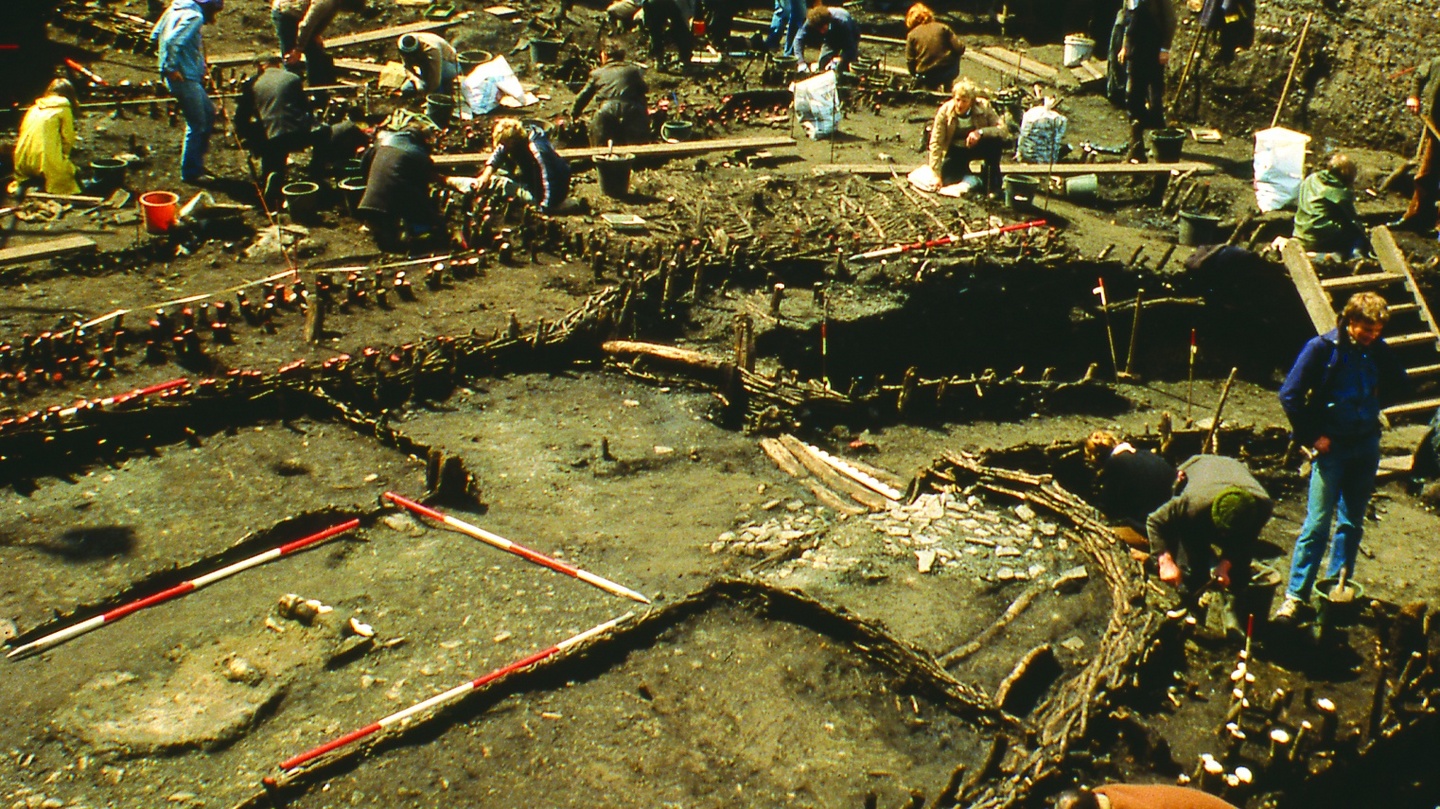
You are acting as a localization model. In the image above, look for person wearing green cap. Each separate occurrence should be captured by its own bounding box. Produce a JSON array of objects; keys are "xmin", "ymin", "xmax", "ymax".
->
[{"xmin": 1146, "ymin": 455, "xmax": 1272, "ymax": 598}]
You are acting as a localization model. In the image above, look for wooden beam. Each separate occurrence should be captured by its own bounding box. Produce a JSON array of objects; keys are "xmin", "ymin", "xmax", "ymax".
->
[
  {"xmin": 0, "ymin": 235, "xmax": 97, "ymax": 267},
  {"xmin": 26, "ymin": 192, "xmax": 107, "ymax": 205},
  {"xmin": 434, "ymin": 135, "xmax": 796, "ymax": 167},
  {"xmin": 977, "ymin": 45, "xmax": 1058, "ymax": 79},
  {"xmin": 730, "ymin": 17, "xmax": 904, "ymax": 46},
  {"xmin": 210, "ymin": 19, "xmax": 461, "ymax": 67},
  {"xmin": 1382, "ymin": 397, "xmax": 1440, "ymax": 418},
  {"xmin": 811, "ymin": 161, "xmax": 1218, "ymax": 177},
  {"xmin": 1318, "ymin": 271, "xmax": 1404, "ymax": 291},
  {"xmin": 333, "ymin": 58, "xmax": 388, "ymax": 75},
  {"xmin": 1372, "ymin": 224, "xmax": 1440, "ymax": 350},
  {"xmin": 1281, "ymin": 238, "xmax": 1337, "ymax": 334}
]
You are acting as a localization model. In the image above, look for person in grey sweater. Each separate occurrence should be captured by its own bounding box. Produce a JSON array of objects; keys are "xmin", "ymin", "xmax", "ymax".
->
[
  {"xmin": 571, "ymin": 46, "xmax": 650, "ymax": 146},
  {"xmin": 1147, "ymin": 454, "xmax": 1272, "ymax": 594}
]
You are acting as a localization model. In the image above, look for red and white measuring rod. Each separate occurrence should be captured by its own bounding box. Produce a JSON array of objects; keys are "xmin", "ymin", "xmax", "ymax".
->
[
  {"xmin": 58, "ymin": 377, "xmax": 190, "ymax": 417},
  {"xmin": 6, "ymin": 518, "xmax": 361, "ymax": 660},
  {"xmin": 383, "ymin": 492, "xmax": 650, "ymax": 604},
  {"xmin": 275, "ymin": 611, "xmax": 635, "ymax": 773},
  {"xmin": 848, "ymin": 219, "xmax": 1048, "ymax": 261}
]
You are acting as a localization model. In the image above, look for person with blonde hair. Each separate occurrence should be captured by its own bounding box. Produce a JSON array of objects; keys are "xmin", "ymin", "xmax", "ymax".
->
[
  {"xmin": 1084, "ymin": 429, "xmax": 1176, "ymax": 538},
  {"xmin": 10, "ymin": 78, "xmax": 82, "ymax": 195},
  {"xmin": 927, "ymin": 77, "xmax": 1009, "ymax": 193},
  {"xmin": 1275, "ymin": 291, "xmax": 1408, "ymax": 620},
  {"xmin": 904, "ymin": 3, "xmax": 965, "ymax": 90},
  {"xmin": 477, "ymin": 118, "xmax": 571, "ymax": 213}
]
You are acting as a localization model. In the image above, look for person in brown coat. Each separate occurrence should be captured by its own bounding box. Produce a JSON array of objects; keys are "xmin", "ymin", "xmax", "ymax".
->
[
  {"xmin": 1392, "ymin": 55, "xmax": 1440, "ymax": 234},
  {"xmin": 1055, "ymin": 785, "xmax": 1239, "ymax": 809},
  {"xmin": 927, "ymin": 77, "xmax": 1009, "ymax": 193},
  {"xmin": 904, "ymin": 3, "xmax": 965, "ymax": 91}
]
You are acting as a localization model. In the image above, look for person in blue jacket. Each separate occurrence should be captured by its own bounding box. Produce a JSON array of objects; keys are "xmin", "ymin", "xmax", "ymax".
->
[
  {"xmin": 478, "ymin": 118, "xmax": 571, "ymax": 214},
  {"xmin": 792, "ymin": 5, "xmax": 860, "ymax": 74},
  {"xmin": 152, "ymin": 0, "xmax": 223, "ymax": 183},
  {"xmin": 1275, "ymin": 291, "xmax": 1407, "ymax": 620}
]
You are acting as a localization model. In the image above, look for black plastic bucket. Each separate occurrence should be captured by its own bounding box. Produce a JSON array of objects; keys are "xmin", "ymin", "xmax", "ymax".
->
[
  {"xmin": 89, "ymin": 158, "xmax": 127, "ymax": 193},
  {"xmin": 425, "ymin": 94, "xmax": 455, "ymax": 128},
  {"xmin": 1003, "ymin": 174, "xmax": 1040, "ymax": 210},
  {"xmin": 1178, "ymin": 210, "xmax": 1222, "ymax": 246},
  {"xmin": 595, "ymin": 153, "xmax": 634, "ymax": 197},
  {"xmin": 282, "ymin": 181, "xmax": 322, "ymax": 222},
  {"xmin": 1151, "ymin": 128, "xmax": 1186, "ymax": 163},
  {"xmin": 530, "ymin": 39, "xmax": 563, "ymax": 65}
]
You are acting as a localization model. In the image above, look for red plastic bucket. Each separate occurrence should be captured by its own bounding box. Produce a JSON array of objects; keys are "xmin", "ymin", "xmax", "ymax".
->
[
  {"xmin": 692, "ymin": 18, "xmax": 706, "ymax": 36},
  {"xmin": 140, "ymin": 190, "xmax": 179, "ymax": 234}
]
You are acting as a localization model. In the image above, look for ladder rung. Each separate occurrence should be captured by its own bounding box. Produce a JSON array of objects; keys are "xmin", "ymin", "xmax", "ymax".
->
[
  {"xmin": 1388, "ymin": 302, "xmax": 1420, "ymax": 315},
  {"xmin": 1385, "ymin": 331, "xmax": 1440, "ymax": 347},
  {"xmin": 1405, "ymin": 363, "xmax": 1440, "ymax": 378},
  {"xmin": 1318, "ymin": 272, "xmax": 1404, "ymax": 291},
  {"xmin": 1383, "ymin": 397, "xmax": 1440, "ymax": 418}
]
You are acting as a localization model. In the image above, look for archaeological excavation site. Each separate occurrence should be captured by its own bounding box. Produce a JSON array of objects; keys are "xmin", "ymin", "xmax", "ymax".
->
[{"xmin": 2, "ymin": 0, "xmax": 1440, "ymax": 806}]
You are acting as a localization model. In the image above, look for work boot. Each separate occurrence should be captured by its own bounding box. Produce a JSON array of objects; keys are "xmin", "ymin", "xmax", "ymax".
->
[
  {"xmin": 1273, "ymin": 594, "xmax": 1303, "ymax": 622},
  {"xmin": 1125, "ymin": 121, "xmax": 1147, "ymax": 163}
]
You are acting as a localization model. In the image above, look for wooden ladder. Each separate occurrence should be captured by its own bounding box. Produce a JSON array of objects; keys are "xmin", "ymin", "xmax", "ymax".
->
[{"xmin": 1280, "ymin": 226, "xmax": 1440, "ymax": 420}]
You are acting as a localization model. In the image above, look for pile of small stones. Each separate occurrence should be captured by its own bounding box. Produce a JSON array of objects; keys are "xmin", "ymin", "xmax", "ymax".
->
[
  {"xmin": 710, "ymin": 499, "xmax": 832, "ymax": 557},
  {"xmin": 864, "ymin": 492, "xmax": 1084, "ymax": 583}
]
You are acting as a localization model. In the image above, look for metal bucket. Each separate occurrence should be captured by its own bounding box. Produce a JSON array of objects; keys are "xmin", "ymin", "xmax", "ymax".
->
[
  {"xmin": 1003, "ymin": 174, "xmax": 1040, "ymax": 211},
  {"xmin": 595, "ymin": 153, "xmax": 634, "ymax": 197},
  {"xmin": 1178, "ymin": 210, "xmax": 1222, "ymax": 246}
]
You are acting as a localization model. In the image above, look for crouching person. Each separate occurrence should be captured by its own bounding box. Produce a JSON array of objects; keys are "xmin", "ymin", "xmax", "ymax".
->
[
  {"xmin": 478, "ymin": 118, "xmax": 573, "ymax": 214},
  {"xmin": 1295, "ymin": 153, "xmax": 1369, "ymax": 260},
  {"xmin": 10, "ymin": 79, "xmax": 83, "ymax": 195},
  {"xmin": 357, "ymin": 116, "xmax": 441, "ymax": 253},
  {"xmin": 928, "ymin": 78, "xmax": 1009, "ymax": 194}
]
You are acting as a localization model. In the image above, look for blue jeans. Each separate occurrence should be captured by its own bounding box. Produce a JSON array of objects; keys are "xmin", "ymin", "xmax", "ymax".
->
[
  {"xmin": 764, "ymin": 0, "xmax": 805, "ymax": 56},
  {"xmin": 1285, "ymin": 433, "xmax": 1381, "ymax": 600},
  {"xmin": 166, "ymin": 77, "xmax": 214, "ymax": 181}
]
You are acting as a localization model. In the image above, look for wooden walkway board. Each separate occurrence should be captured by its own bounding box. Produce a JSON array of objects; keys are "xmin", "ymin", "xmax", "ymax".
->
[
  {"xmin": 1373, "ymin": 225, "xmax": 1440, "ymax": 350},
  {"xmin": 977, "ymin": 45, "xmax": 1058, "ymax": 79},
  {"xmin": 813, "ymin": 161, "xmax": 1217, "ymax": 177},
  {"xmin": 211, "ymin": 19, "xmax": 460, "ymax": 66},
  {"xmin": 1280, "ymin": 238, "xmax": 1338, "ymax": 334},
  {"xmin": 434, "ymin": 135, "xmax": 796, "ymax": 167},
  {"xmin": 0, "ymin": 235, "xmax": 97, "ymax": 267}
]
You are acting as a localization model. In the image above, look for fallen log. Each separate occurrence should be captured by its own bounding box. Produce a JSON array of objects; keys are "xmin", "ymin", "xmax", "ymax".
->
[
  {"xmin": 777, "ymin": 434, "xmax": 889, "ymax": 511},
  {"xmin": 434, "ymin": 135, "xmax": 796, "ymax": 167},
  {"xmin": 602, "ymin": 340, "xmax": 729, "ymax": 372}
]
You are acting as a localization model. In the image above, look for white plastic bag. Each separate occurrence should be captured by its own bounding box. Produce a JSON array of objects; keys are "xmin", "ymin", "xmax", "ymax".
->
[
  {"xmin": 908, "ymin": 164, "xmax": 939, "ymax": 192},
  {"xmin": 1253, "ymin": 127, "xmax": 1310, "ymax": 212},
  {"xmin": 791, "ymin": 69, "xmax": 840, "ymax": 140},
  {"xmin": 460, "ymin": 56, "xmax": 528, "ymax": 115},
  {"xmin": 1016, "ymin": 102, "xmax": 1067, "ymax": 164}
]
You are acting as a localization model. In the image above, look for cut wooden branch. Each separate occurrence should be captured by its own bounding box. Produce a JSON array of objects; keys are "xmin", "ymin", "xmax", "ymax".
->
[
  {"xmin": 994, "ymin": 643, "xmax": 1056, "ymax": 713},
  {"xmin": 1202, "ymin": 367, "xmax": 1239, "ymax": 454},
  {"xmin": 939, "ymin": 581, "xmax": 1046, "ymax": 666},
  {"xmin": 602, "ymin": 340, "xmax": 729, "ymax": 372},
  {"xmin": 759, "ymin": 437, "xmax": 808, "ymax": 479}
]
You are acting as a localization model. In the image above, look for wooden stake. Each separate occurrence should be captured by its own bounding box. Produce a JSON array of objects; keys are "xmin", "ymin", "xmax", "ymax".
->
[
  {"xmin": 1270, "ymin": 13, "xmax": 1313, "ymax": 129},
  {"xmin": 1123, "ymin": 288, "xmax": 1143, "ymax": 376},
  {"xmin": 1202, "ymin": 367, "xmax": 1239, "ymax": 454}
]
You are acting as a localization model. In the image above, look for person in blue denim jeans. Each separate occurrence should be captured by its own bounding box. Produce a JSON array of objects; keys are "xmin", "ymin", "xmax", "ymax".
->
[
  {"xmin": 764, "ymin": 0, "xmax": 805, "ymax": 56},
  {"xmin": 152, "ymin": 0, "xmax": 222, "ymax": 183},
  {"xmin": 1275, "ymin": 291, "xmax": 1408, "ymax": 620}
]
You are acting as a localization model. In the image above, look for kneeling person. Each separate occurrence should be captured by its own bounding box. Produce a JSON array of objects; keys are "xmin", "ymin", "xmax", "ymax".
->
[
  {"xmin": 571, "ymin": 46, "xmax": 649, "ymax": 147},
  {"xmin": 478, "ymin": 118, "xmax": 571, "ymax": 214},
  {"xmin": 1295, "ymin": 153, "xmax": 1368, "ymax": 260},
  {"xmin": 358, "ymin": 117, "xmax": 441, "ymax": 252},
  {"xmin": 928, "ymin": 78, "xmax": 1009, "ymax": 194},
  {"xmin": 1147, "ymin": 455, "xmax": 1272, "ymax": 596}
]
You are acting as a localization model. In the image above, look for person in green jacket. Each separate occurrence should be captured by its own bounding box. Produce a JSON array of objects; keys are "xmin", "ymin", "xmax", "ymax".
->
[{"xmin": 1294, "ymin": 153, "xmax": 1368, "ymax": 259}]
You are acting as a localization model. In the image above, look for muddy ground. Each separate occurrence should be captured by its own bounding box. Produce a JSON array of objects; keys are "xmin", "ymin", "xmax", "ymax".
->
[{"xmin": 3, "ymin": 1, "xmax": 1440, "ymax": 808}]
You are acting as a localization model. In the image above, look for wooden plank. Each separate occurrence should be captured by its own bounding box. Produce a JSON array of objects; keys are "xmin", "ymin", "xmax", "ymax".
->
[
  {"xmin": 1382, "ymin": 397, "xmax": 1440, "ymax": 418},
  {"xmin": 977, "ymin": 45, "xmax": 1058, "ymax": 79},
  {"xmin": 27, "ymin": 192, "xmax": 107, "ymax": 205},
  {"xmin": 210, "ymin": 19, "xmax": 460, "ymax": 66},
  {"xmin": 811, "ymin": 161, "xmax": 1217, "ymax": 177},
  {"xmin": 0, "ymin": 235, "xmax": 97, "ymax": 267},
  {"xmin": 1382, "ymin": 332, "xmax": 1437, "ymax": 347},
  {"xmin": 1372, "ymin": 225, "xmax": 1440, "ymax": 350},
  {"xmin": 333, "ymin": 58, "xmax": 388, "ymax": 75},
  {"xmin": 1389, "ymin": 302, "xmax": 1420, "ymax": 315},
  {"xmin": 434, "ymin": 135, "xmax": 796, "ymax": 167},
  {"xmin": 731, "ymin": 17, "xmax": 905, "ymax": 46},
  {"xmin": 776, "ymin": 434, "xmax": 888, "ymax": 511},
  {"xmin": 1404, "ymin": 363, "xmax": 1440, "ymax": 378},
  {"xmin": 1318, "ymin": 271, "xmax": 1404, "ymax": 291},
  {"xmin": 963, "ymin": 47, "xmax": 1042, "ymax": 80},
  {"xmin": 1281, "ymin": 238, "xmax": 1338, "ymax": 334}
]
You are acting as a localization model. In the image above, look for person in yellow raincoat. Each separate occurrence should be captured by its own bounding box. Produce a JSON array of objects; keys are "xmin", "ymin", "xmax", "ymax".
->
[{"xmin": 10, "ymin": 79, "xmax": 82, "ymax": 195}]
